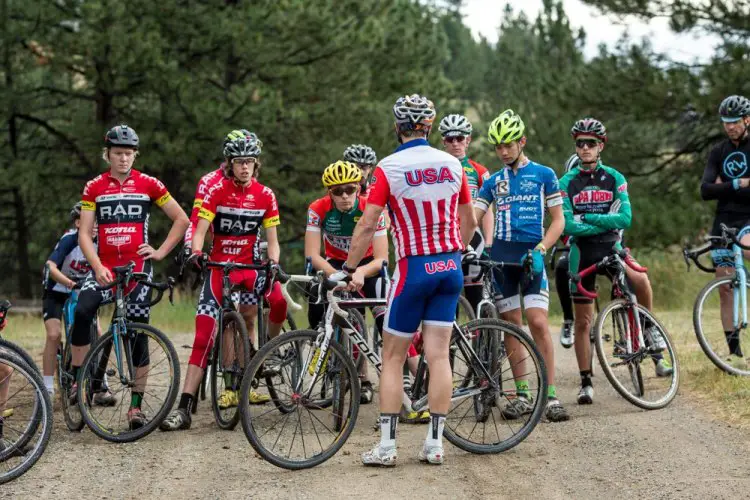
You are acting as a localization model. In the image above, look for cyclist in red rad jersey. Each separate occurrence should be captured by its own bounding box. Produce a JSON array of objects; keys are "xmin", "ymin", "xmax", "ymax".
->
[
  {"xmin": 335, "ymin": 94, "xmax": 477, "ymax": 467},
  {"xmin": 181, "ymin": 130, "xmax": 272, "ymax": 336},
  {"xmin": 438, "ymin": 114, "xmax": 493, "ymax": 314},
  {"xmin": 161, "ymin": 134, "xmax": 286, "ymax": 431},
  {"xmin": 73, "ymin": 125, "xmax": 189, "ymax": 429},
  {"xmin": 305, "ymin": 160, "xmax": 388, "ymax": 405},
  {"xmin": 344, "ymin": 144, "xmax": 378, "ymax": 197}
]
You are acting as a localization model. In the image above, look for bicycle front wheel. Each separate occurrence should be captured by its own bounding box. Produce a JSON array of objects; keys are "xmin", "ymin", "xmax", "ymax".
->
[
  {"xmin": 211, "ymin": 311, "xmax": 251, "ymax": 430},
  {"xmin": 694, "ymin": 276, "xmax": 750, "ymax": 376},
  {"xmin": 594, "ymin": 299, "xmax": 679, "ymax": 409},
  {"xmin": 78, "ymin": 324, "xmax": 180, "ymax": 443},
  {"xmin": 443, "ymin": 318, "xmax": 547, "ymax": 454},
  {"xmin": 0, "ymin": 351, "xmax": 53, "ymax": 485},
  {"xmin": 240, "ymin": 329, "xmax": 360, "ymax": 470}
]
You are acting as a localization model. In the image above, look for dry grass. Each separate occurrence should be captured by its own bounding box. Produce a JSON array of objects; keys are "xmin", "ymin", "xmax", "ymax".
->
[{"xmin": 642, "ymin": 309, "xmax": 750, "ymax": 428}]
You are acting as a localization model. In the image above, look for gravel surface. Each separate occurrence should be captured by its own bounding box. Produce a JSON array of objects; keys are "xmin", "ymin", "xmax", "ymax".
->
[{"xmin": 5, "ymin": 331, "xmax": 750, "ymax": 499}]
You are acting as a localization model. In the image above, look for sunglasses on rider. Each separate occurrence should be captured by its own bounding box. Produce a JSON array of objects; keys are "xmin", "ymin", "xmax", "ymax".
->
[
  {"xmin": 444, "ymin": 136, "xmax": 466, "ymax": 144},
  {"xmin": 575, "ymin": 139, "xmax": 600, "ymax": 149},
  {"xmin": 330, "ymin": 185, "xmax": 358, "ymax": 197},
  {"xmin": 231, "ymin": 157, "xmax": 257, "ymax": 166}
]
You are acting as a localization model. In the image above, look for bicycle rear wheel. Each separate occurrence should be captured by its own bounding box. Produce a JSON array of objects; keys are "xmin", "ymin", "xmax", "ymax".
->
[
  {"xmin": 693, "ymin": 276, "xmax": 750, "ymax": 376},
  {"xmin": 240, "ymin": 329, "xmax": 359, "ymax": 470},
  {"xmin": 594, "ymin": 299, "xmax": 679, "ymax": 409},
  {"xmin": 443, "ymin": 318, "xmax": 547, "ymax": 454},
  {"xmin": 0, "ymin": 351, "xmax": 53, "ymax": 485},
  {"xmin": 78, "ymin": 324, "xmax": 180, "ymax": 443},
  {"xmin": 0, "ymin": 338, "xmax": 38, "ymax": 374},
  {"xmin": 211, "ymin": 311, "xmax": 251, "ymax": 430}
]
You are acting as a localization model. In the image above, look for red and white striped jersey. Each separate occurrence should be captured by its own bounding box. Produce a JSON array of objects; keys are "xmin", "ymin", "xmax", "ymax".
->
[{"xmin": 367, "ymin": 138, "xmax": 471, "ymax": 260}]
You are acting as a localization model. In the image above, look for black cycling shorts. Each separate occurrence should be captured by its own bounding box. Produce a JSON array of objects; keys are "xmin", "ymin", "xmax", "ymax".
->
[{"xmin": 42, "ymin": 290, "xmax": 69, "ymax": 321}]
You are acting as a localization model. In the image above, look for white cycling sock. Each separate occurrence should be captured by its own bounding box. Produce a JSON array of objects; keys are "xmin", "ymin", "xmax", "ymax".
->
[
  {"xmin": 425, "ymin": 413, "xmax": 446, "ymax": 448},
  {"xmin": 43, "ymin": 375, "xmax": 54, "ymax": 394},
  {"xmin": 378, "ymin": 413, "xmax": 398, "ymax": 449}
]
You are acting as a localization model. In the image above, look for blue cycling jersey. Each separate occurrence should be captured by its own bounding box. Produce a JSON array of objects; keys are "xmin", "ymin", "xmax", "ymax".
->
[{"xmin": 475, "ymin": 159, "xmax": 562, "ymax": 243}]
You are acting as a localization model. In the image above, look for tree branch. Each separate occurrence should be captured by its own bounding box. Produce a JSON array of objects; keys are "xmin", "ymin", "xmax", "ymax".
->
[{"xmin": 14, "ymin": 114, "xmax": 93, "ymax": 170}]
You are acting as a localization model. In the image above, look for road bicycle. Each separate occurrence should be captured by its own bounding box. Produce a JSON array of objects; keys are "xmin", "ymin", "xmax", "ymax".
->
[
  {"xmin": 0, "ymin": 302, "xmax": 53, "ymax": 485},
  {"xmin": 239, "ymin": 272, "xmax": 547, "ymax": 470},
  {"xmin": 570, "ymin": 248, "xmax": 679, "ymax": 409},
  {"xmin": 57, "ymin": 284, "xmax": 101, "ymax": 431},
  {"xmin": 76, "ymin": 262, "xmax": 180, "ymax": 443},
  {"xmin": 686, "ymin": 223, "xmax": 750, "ymax": 376}
]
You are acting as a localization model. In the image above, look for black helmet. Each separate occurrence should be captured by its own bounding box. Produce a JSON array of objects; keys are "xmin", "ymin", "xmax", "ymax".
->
[
  {"xmin": 571, "ymin": 118, "xmax": 607, "ymax": 142},
  {"xmin": 104, "ymin": 124, "xmax": 139, "ymax": 148},
  {"xmin": 70, "ymin": 202, "xmax": 82, "ymax": 222},
  {"xmin": 223, "ymin": 135, "xmax": 262, "ymax": 158},
  {"xmin": 719, "ymin": 95, "xmax": 750, "ymax": 122}
]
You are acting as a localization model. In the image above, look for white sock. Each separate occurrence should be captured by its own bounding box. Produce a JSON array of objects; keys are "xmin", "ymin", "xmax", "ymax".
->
[
  {"xmin": 425, "ymin": 413, "xmax": 446, "ymax": 448},
  {"xmin": 378, "ymin": 413, "xmax": 398, "ymax": 449},
  {"xmin": 43, "ymin": 375, "xmax": 54, "ymax": 394}
]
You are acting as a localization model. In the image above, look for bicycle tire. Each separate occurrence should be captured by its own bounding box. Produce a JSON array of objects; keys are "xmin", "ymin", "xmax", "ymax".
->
[
  {"xmin": 693, "ymin": 276, "xmax": 750, "ymax": 376},
  {"xmin": 211, "ymin": 311, "xmax": 251, "ymax": 430},
  {"xmin": 0, "ymin": 350, "xmax": 53, "ymax": 485},
  {"xmin": 268, "ymin": 312, "xmax": 303, "ymax": 414},
  {"xmin": 457, "ymin": 294, "xmax": 477, "ymax": 322},
  {"xmin": 239, "ymin": 329, "xmax": 360, "ymax": 470},
  {"xmin": 0, "ymin": 338, "xmax": 38, "ymax": 374},
  {"xmin": 594, "ymin": 299, "xmax": 679, "ymax": 410},
  {"xmin": 78, "ymin": 323, "xmax": 180, "ymax": 443},
  {"xmin": 443, "ymin": 318, "xmax": 547, "ymax": 454},
  {"xmin": 59, "ymin": 341, "xmax": 84, "ymax": 432}
]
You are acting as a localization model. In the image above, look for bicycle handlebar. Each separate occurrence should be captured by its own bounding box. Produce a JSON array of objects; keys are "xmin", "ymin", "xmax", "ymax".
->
[
  {"xmin": 682, "ymin": 241, "xmax": 716, "ymax": 274},
  {"xmin": 91, "ymin": 261, "xmax": 175, "ymax": 306},
  {"xmin": 279, "ymin": 273, "xmax": 316, "ymax": 312},
  {"xmin": 720, "ymin": 223, "xmax": 750, "ymax": 251},
  {"xmin": 568, "ymin": 248, "xmax": 646, "ymax": 299}
]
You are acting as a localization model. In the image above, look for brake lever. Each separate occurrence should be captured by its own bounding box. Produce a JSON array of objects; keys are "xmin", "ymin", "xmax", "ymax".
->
[
  {"xmin": 167, "ymin": 277, "xmax": 176, "ymax": 305},
  {"xmin": 682, "ymin": 248, "xmax": 691, "ymax": 271}
]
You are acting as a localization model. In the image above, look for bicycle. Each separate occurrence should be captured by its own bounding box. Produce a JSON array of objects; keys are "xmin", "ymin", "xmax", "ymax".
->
[
  {"xmin": 57, "ymin": 284, "xmax": 100, "ymax": 431},
  {"xmin": 0, "ymin": 303, "xmax": 53, "ymax": 485},
  {"xmin": 76, "ymin": 262, "xmax": 181, "ymax": 443},
  {"xmin": 239, "ymin": 272, "xmax": 548, "ymax": 470},
  {"xmin": 687, "ymin": 223, "xmax": 750, "ymax": 376},
  {"xmin": 570, "ymin": 248, "xmax": 679, "ymax": 409}
]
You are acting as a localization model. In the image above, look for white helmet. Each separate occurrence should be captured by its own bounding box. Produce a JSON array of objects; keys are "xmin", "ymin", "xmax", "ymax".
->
[
  {"xmin": 439, "ymin": 114, "xmax": 472, "ymax": 138},
  {"xmin": 564, "ymin": 153, "xmax": 580, "ymax": 173},
  {"xmin": 393, "ymin": 94, "xmax": 436, "ymax": 128}
]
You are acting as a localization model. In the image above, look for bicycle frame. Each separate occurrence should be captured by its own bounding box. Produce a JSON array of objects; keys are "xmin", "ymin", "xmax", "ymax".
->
[
  {"xmin": 574, "ymin": 251, "xmax": 646, "ymax": 360},
  {"xmin": 299, "ymin": 288, "xmax": 499, "ymax": 414}
]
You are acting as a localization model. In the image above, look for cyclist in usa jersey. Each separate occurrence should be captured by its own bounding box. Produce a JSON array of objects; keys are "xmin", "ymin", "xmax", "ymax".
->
[
  {"xmin": 73, "ymin": 125, "xmax": 189, "ymax": 429},
  {"xmin": 337, "ymin": 94, "xmax": 477, "ymax": 466},
  {"xmin": 474, "ymin": 109, "xmax": 569, "ymax": 422},
  {"xmin": 438, "ymin": 114, "xmax": 493, "ymax": 314},
  {"xmin": 305, "ymin": 160, "xmax": 388, "ymax": 404}
]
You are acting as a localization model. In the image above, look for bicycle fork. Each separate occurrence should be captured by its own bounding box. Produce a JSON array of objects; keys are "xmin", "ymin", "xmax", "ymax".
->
[{"xmin": 733, "ymin": 245, "xmax": 748, "ymax": 330}]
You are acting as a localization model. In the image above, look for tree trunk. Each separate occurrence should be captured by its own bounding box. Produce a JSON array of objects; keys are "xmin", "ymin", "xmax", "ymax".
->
[{"xmin": 13, "ymin": 188, "xmax": 32, "ymax": 298}]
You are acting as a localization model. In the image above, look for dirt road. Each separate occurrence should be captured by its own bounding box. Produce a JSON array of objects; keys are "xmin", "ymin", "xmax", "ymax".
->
[{"xmin": 5, "ymin": 331, "xmax": 750, "ymax": 499}]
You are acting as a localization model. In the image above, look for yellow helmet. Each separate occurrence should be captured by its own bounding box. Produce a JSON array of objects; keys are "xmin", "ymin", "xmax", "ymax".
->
[
  {"xmin": 322, "ymin": 161, "xmax": 362, "ymax": 187},
  {"xmin": 488, "ymin": 109, "xmax": 525, "ymax": 144}
]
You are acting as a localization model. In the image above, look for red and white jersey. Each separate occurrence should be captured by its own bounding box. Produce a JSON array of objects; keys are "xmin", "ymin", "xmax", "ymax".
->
[
  {"xmin": 367, "ymin": 139, "xmax": 471, "ymax": 260},
  {"xmin": 81, "ymin": 170, "xmax": 171, "ymax": 267},
  {"xmin": 185, "ymin": 166, "xmax": 226, "ymax": 245},
  {"xmin": 198, "ymin": 178, "xmax": 280, "ymax": 265}
]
